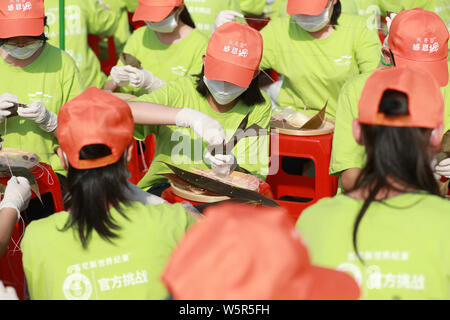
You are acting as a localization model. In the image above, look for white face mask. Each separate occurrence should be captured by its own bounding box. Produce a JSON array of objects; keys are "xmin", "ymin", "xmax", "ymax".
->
[
  {"xmin": 2, "ymin": 40, "xmax": 43, "ymax": 60},
  {"xmin": 145, "ymin": 11, "xmax": 179, "ymax": 33},
  {"xmin": 203, "ymin": 76, "xmax": 248, "ymax": 105},
  {"xmin": 292, "ymin": 2, "xmax": 334, "ymax": 32}
]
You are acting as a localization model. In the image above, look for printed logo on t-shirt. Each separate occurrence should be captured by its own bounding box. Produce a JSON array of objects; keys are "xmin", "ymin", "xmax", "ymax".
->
[
  {"xmin": 62, "ymin": 253, "xmax": 149, "ymax": 299},
  {"xmin": 28, "ymin": 92, "xmax": 53, "ymax": 104},
  {"xmin": 171, "ymin": 65, "xmax": 188, "ymax": 76},
  {"xmin": 334, "ymin": 56, "xmax": 352, "ymax": 66},
  {"xmin": 336, "ymin": 250, "xmax": 426, "ymax": 297}
]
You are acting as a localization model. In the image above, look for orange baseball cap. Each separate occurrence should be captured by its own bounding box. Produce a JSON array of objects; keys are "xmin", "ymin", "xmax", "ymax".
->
[
  {"xmin": 388, "ymin": 8, "xmax": 449, "ymax": 86},
  {"xmin": 287, "ymin": 0, "xmax": 330, "ymax": 15},
  {"xmin": 162, "ymin": 203, "xmax": 361, "ymax": 300},
  {"xmin": 57, "ymin": 87, "xmax": 134, "ymax": 170},
  {"xmin": 358, "ymin": 67, "xmax": 444, "ymax": 128},
  {"xmin": 0, "ymin": 0, "xmax": 44, "ymax": 38},
  {"xmin": 204, "ymin": 22, "xmax": 263, "ymax": 88},
  {"xmin": 133, "ymin": 0, "xmax": 183, "ymax": 23}
]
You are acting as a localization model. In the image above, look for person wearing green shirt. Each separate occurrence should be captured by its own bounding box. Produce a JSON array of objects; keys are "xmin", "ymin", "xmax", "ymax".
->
[
  {"xmin": 185, "ymin": 0, "xmax": 241, "ymax": 37},
  {"xmin": 330, "ymin": 8, "xmax": 450, "ymax": 192},
  {"xmin": 259, "ymin": 0, "xmax": 381, "ymax": 119},
  {"xmin": 44, "ymin": 0, "xmax": 120, "ymax": 88},
  {"xmin": 105, "ymin": 0, "xmax": 208, "ymax": 97},
  {"xmin": 0, "ymin": 0, "xmax": 84, "ymax": 177},
  {"xmin": 22, "ymin": 87, "xmax": 199, "ymax": 300},
  {"xmin": 131, "ymin": 21, "xmax": 271, "ymax": 193},
  {"xmin": 297, "ymin": 66, "xmax": 450, "ymax": 300},
  {"xmin": 238, "ymin": 0, "xmax": 289, "ymax": 19}
]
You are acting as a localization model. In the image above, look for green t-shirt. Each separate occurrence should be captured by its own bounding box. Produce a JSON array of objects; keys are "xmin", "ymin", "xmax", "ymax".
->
[
  {"xmin": 0, "ymin": 44, "xmax": 84, "ymax": 175},
  {"xmin": 329, "ymin": 68, "xmax": 450, "ymax": 176},
  {"xmin": 101, "ymin": 0, "xmax": 133, "ymax": 56},
  {"xmin": 185, "ymin": 0, "xmax": 241, "ymax": 37},
  {"xmin": 238, "ymin": 0, "xmax": 289, "ymax": 18},
  {"xmin": 296, "ymin": 193, "xmax": 450, "ymax": 300},
  {"xmin": 133, "ymin": 76, "xmax": 272, "ymax": 190},
  {"xmin": 45, "ymin": 0, "xmax": 120, "ymax": 88},
  {"xmin": 260, "ymin": 13, "xmax": 381, "ymax": 119},
  {"xmin": 114, "ymin": 27, "xmax": 208, "ymax": 97},
  {"xmin": 21, "ymin": 202, "xmax": 196, "ymax": 300}
]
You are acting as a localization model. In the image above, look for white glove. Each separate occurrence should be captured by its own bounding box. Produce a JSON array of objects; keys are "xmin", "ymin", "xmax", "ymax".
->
[
  {"xmin": 0, "ymin": 280, "xmax": 18, "ymax": 300},
  {"xmin": 0, "ymin": 93, "xmax": 18, "ymax": 121},
  {"xmin": 212, "ymin": 10, "xmax": 244, "ymax": 33},
  {"xmin": 175, "ymin": 108, "xmax": 227, "ymax": 146},
  {"xmin": 17, "ymin": 101, "xmax": 57, "ymax": 132},
  {"xmin": 126, "ymin": 66, "xmax": 166, "ymax": 93},
  {"xmin": 110, "ymin": 66, "xmax": 131, "ymax": 87},
  {"xmin": 204, "ymin": 151, "xmax": 237, "ymax": 177},
  {"xmin": 435, "ymin": 158, "xmax": 450, "ymax": 179},
  {"xmin": 384, "ymin": 13, "xmax": 397, "ymax": 47},
  {"xmin": 0, "ymin": 176, "xmax": 32, "ymax": 221}
]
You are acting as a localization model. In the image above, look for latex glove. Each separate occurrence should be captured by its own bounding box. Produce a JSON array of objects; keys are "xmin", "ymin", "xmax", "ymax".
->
[
  {"xmin": 0, "ymin": 176, "xmax": 32, "ymax": 221},
  {"xmin": 110, "ymin": 65, "xmax": 131, "ymax": 87},
  {"xmin": 205, "ymin": 151, "xmax": 237, "ymax": 177},
  {"xmin": 435, "ymin": 158, "xmax": 450, "ymax": 179},
  {"xmin": 384, "ymin": 13, "xmax": 397, "ymax": 47},
  {"xmin": 0, "ymin": 280, "xmax": 18, "ymax": 300},
  {"xmin": 175, "ymin": 108, "xmax": 227, "ymax": 146},
  {"xmin": 126, "ymin": 65, "xmax": 166, "ymax": 93},
  {"xmin": 212, "ymin": 10, "xmax": 244, "ymax": 33},
  {"xmin": 17, "ymin": 101, "xmax": 57, "ymax": 132},
  {"xmin": 0, "ymin": 93, "xmax": 18, "ymax": 121}
]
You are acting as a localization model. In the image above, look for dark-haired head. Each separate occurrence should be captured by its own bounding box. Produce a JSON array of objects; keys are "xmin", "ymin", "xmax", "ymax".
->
[
  {"xmin": 350, "ymin": 90, "xmax": 443, "ymax": 262},
  {"xmin": 60, "ymin": 143, "xmax": 133, "ymax": 249},
  {"xmin": 195, "ymin": 66, "xmax": 266, "ymax": 107}
]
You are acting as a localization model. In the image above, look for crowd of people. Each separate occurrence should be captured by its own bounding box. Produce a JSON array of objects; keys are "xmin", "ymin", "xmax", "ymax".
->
[{"xmin": 0, "ymin": 0, "xmax": 449, "ymax": 300}]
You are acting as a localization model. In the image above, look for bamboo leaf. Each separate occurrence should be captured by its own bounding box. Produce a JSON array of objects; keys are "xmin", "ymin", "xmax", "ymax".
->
[{"xmin": 0, "ymin": 166, "xmax": 42, "ymax": 203}]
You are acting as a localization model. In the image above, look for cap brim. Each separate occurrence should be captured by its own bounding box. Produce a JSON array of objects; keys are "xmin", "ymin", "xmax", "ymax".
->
[
  {"xmin": 301, "ymin": 266, "xmax": 361, "ymax": 300},
  {"xmin": 0, "ymin": 18, "xmax": 44, "ymax": 38},
  {"xmin": 132, "ymin": 4, "xmax": 174, "ymax": 22},
  {"xmin": 204, "ymin": 55, "xmax": 255, "ymax": 88},
  {"xmin": 394, "ymin": 55, "xmax": 449, "ymax": 87},
  {"xmin": 287, "ymin": 0, "xmax": 329, "ymax": 15}
]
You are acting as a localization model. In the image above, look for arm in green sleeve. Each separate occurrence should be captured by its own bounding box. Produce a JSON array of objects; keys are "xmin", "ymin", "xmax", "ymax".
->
[
  {"xmin": 329, "ymin": 80, "xmax": 366, "ymax": 176},
  {"xmin": 86, "ymin": 0, "xmax": 121, "ymax": 36},
  {"xmin": 259, "ymin": 22, "xmax": 277, "ymax": 70},
  {"xmin": 354, "ymin": 20, "xmax": 382, "ymax": 74}
]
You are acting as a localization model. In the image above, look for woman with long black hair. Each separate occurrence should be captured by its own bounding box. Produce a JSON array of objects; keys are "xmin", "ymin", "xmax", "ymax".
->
[
  {"xmin": 296, "ymin": 66, "xmax": 450, "ymax": 300},
  {"xmin": 21, "ymin": 88, "xmax": 200, "ymax": 300}
]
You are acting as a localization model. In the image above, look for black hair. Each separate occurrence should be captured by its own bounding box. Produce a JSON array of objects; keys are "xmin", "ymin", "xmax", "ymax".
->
[
  {"xmin": 179, "ymin": 5, "xmax": 196, "ymax": 29},
  {"xmin": 350, "ymin": 90, "xmax": 441, "ymax": 263},
  {"xmin": 330, "ymin": 0, "xmax": 341, "ymax": 29},
  {"xmin": 0, "ymin": 16, "xmax": 48, "ymax": 46},
  {"xmin": 60, "ymin": 144, "xmax": 132, "ymax": 249},
  {"xmin": 194, "ymin": 66, "xmax": 266, "ymax": 107}
]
